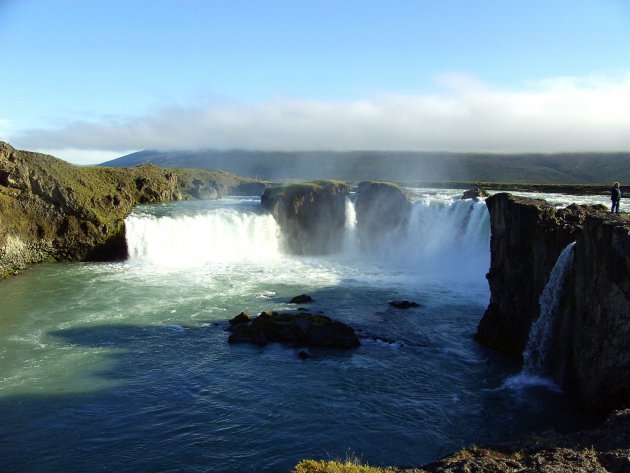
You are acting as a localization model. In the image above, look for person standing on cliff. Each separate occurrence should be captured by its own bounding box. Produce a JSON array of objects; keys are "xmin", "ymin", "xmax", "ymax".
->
[{"xmin": 611, "ymin": 182, "xmax": 622, "ymax": 213}]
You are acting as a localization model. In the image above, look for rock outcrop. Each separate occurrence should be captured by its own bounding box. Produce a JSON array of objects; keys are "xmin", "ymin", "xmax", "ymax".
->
[
  {"xmin": 354, "ymin": 181, "xmax": 411, "ymax": 249},
  {"xmin": 0, "ymin": 142, "xmax": 259, "ymax": 277},
  {"xmin": 294, "ymin": 409, "xmax": 630, "ymax": 472},
  {"xmin": 476, "ymin": 192, "xmax": 630, "ymax": 411},
  {"xmin": 415, "ymin": 409, "xmax": 630, "ymax": 472},
  {"xmin": 261, "ymin": 180, "xmax": 350, "ymax": 254},
  {"xmin": 227, "ymin": 311, "xmax": 360, "ymax": 349},
  {"xmin": 461, "ymin": 187, "xmax": 489, "ymax": 200}
]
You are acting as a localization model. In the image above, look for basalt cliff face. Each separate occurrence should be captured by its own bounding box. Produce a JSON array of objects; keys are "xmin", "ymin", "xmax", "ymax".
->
[
  {"xmin": 354, "ymin": 181, "xmax": 411, "ymax": 250},
  {"xmin": 0, "ymin": 142, "xmax": 258, "ymax": 278},
  {"xmin": 261, "ymin": 180, "xmax": 351, "ymax": 254},
  {"xmin": 477, "ymin": 193, "xmax": 630, "ymax": 411}
]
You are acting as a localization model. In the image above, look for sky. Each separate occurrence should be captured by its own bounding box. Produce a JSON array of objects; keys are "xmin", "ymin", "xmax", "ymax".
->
[{"xmin": 1, "ymin": 0, "xmax": 630, "ymax": 164}]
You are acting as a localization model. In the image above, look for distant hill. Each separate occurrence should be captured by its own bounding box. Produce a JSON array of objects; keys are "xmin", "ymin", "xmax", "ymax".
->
[{"xmin": 100, "ymin": 150, "xmax": 630, "ymax": 184}]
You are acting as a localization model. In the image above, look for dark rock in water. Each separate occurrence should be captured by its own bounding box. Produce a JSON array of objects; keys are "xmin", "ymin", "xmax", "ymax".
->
[
  {"xmin": 290, "ymin": 294, "xmax": 313, "ymax": 304},
  {"xmin": 389, "ymin": 300, "xmax": 420, "ymax": 309},
  {"xmin": 227, "ymin": 310, "xmax": 360, "ymax": 349},
  {"xmin": 229, "ymin": 312, "xmax": 252, "ymax": 325},
  {"xmin": 461, "ymin": 187, "xmax": 489, "ymax": 200},
  {"xmin": 297, "ymin": 350, "xmax": 311, "ymax": 360},
  {"xmin": 261, "ymin": 180, "xmax": 350, "ymax": 255},
  {"xmin": 476, "ymin": 192, "xmax": 630, "ymax": 411},
  {"xmin": 354, "ymin": 181, "xmax": 411, "ymax": 250}
]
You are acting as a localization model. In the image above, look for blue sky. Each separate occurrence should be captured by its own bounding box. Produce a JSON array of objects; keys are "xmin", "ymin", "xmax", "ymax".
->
[{"xmin": 1, "ymin": 0, "xmax": 630, "ymax": 164}]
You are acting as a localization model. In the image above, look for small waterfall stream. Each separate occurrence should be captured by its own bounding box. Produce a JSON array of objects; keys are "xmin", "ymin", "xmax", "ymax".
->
[{"xmin": 506, "ymin": 241, "xmax": 576, "ymax": 390}]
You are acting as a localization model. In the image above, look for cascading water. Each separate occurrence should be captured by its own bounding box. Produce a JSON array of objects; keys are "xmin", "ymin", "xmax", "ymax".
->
[
  {"xmin": 523, "ymin": 241, "xmax": 576, "ymax": 378},
  {"xmin": 125, "ymin": 205, "xmax": 282, "ymax": 266},
  {"xmin": 505, "ymin": 242, "xmax": 576, "ymax": 391},
  {"xmin": 340, "ymin": 197, "xmax": 490, "ymax": 279}
]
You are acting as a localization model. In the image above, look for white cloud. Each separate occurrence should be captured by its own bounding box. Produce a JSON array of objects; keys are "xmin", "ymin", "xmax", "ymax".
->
[{"xmin": 11, "ymin": 74, "xmax": 630, "ymax": 164}]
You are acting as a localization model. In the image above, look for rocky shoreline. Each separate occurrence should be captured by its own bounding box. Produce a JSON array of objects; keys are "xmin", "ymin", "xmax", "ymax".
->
[{"xmin": 293, "ymin": 409, "xmax": 630, "ymax": 472}]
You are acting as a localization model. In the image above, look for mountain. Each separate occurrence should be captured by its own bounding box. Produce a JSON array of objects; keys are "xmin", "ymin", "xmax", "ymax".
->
[{"xmin": 101, "ymin": 150, "xmax": 630, "ymax": 184}]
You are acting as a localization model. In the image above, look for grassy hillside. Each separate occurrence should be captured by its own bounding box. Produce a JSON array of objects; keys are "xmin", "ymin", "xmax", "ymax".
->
[
  {"xmin": 0, "ymin": 142, "xmax": 260, "ymax": 277},
  {"xmin": 101, "ymin": 150, "xmax": 630, "ymax": 184}
]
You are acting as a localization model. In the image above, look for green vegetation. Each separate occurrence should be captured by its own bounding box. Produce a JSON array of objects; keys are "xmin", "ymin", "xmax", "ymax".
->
[
  {"xmin": 292, "ymin": 454, "xmax": 395, "ymax": 473},
  {"xmin": 264, "ymin": 179, "xmax": 350, "ymax": 198}
]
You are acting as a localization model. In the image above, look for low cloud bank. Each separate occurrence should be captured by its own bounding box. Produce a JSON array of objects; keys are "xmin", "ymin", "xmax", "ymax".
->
[{"xmin": 13, "ymin": 75, "xmax": 630, "ymax": 162}]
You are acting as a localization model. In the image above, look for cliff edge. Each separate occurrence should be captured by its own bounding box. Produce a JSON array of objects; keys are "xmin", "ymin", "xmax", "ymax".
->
[
  {"xmin": 476, "ymin": 192, "xmax": 630, "ymax": 411},
  {"xmin": 0, "ymin": 142, "xmax": 259, "ymax": 277}
]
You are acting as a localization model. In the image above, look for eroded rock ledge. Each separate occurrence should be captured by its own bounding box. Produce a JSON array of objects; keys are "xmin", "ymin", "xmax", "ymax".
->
[
  {"xmin": 0, "ymin": 142, "xmax": 260, "ymax": 278},
  {"xmin": 476, "ymin": 192, "xmax": 630, "ymax": 411}
]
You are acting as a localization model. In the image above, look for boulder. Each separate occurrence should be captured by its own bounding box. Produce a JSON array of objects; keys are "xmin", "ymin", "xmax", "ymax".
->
[
  {"xmin": 389, "ymin": 300, "xmax": 420, "ymax": 309},
  {"xmin": 227, "ymin": 311, "xmax": 360, "ymax": 349},
  {"xmin": 289, "ymin": 294, "xmax": 313, "ymax": 304},
  {"xmin": 461, "ymin": 187, "xmax": 489, "ymax": 200}
]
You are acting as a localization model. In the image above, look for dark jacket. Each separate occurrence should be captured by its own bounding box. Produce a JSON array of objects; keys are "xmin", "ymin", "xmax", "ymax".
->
[{"xmin": 612, "ymin": 186, "xmax": 622, "ymax": 202}]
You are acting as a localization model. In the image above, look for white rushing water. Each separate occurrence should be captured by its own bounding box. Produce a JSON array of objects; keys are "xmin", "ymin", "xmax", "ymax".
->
[
  {"xmin": 505, "ymin": 241, "xmax": 576, "ymax": 391},
  {"xmin": 523, "ymin": 241, "xmax": 576, "ymax": 376},
  {"xmin": 126, "ymin": 207, "xmax": 282, "ymax": 266},
  {"xmin": 124, "ymin": 193, "xmax": 491, "ymax": 281}
]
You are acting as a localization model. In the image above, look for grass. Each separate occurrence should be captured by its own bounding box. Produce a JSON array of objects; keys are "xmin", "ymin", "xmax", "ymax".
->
[{"xmin": 292, "ymin": 453, "xmax": 396, "ymax": 473}]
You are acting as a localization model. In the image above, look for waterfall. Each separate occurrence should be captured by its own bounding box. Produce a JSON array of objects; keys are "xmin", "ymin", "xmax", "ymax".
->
[
  {"xmin": 125, "ymin": 196, "xmax": 490, "ymax": 277},
  {"xmin": 340, "ymin": 197, "xmax": 490, "ymax": 278},
  {"xmin": 522, "ymin": 241, "xmax": 576, "ymax": 381},
  {"xmin": 125, "ymin": 208, "xmax": 282, "ymax": 267},
  {"xmin": 343, "ymin": 196, "xmax": 358, "ymax": 252}
]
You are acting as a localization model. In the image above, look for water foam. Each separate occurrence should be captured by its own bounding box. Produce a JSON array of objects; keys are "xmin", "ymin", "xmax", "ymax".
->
[
  {"xmin": 504, "ymin": 242, "xmax": 576, "ymax": 392},
  {"xmin": 125, "ymin": 208, "xmax": 282, "ymax": 267},
  {"xmin": 340, "ymin": 198, "xmax": 490, "ymax": 279},
  {"xmin": 523, "ymin": 241, "xmax": 576, "ymax": 377}
]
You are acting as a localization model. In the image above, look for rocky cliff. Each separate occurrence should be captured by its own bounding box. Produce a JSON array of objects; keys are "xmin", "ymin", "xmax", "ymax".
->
[
  {"xmin": 476, "ymin": 193, "xmax": 630, "ymax": 411},
  {"xmin": 0, "ymin": 142, "xmax": 259, "ymax": 278},
  {"xmin": 261, "ymin": 180, "xmax": 350, "ymax": 254},
  {"xmin": 354, "ymin": 181, "xmax": 411, "ymax": 250}
]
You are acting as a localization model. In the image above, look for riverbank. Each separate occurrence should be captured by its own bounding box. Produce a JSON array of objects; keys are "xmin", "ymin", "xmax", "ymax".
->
[{"xmin": 293, "ymin": 409, "xmax": 629, "ymax": 472}]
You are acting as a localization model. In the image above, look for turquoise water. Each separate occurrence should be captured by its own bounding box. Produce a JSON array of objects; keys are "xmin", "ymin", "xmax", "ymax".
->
[{"xmin": 0, "ymin": 193, "xmax": 596, "ymax": 472}]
